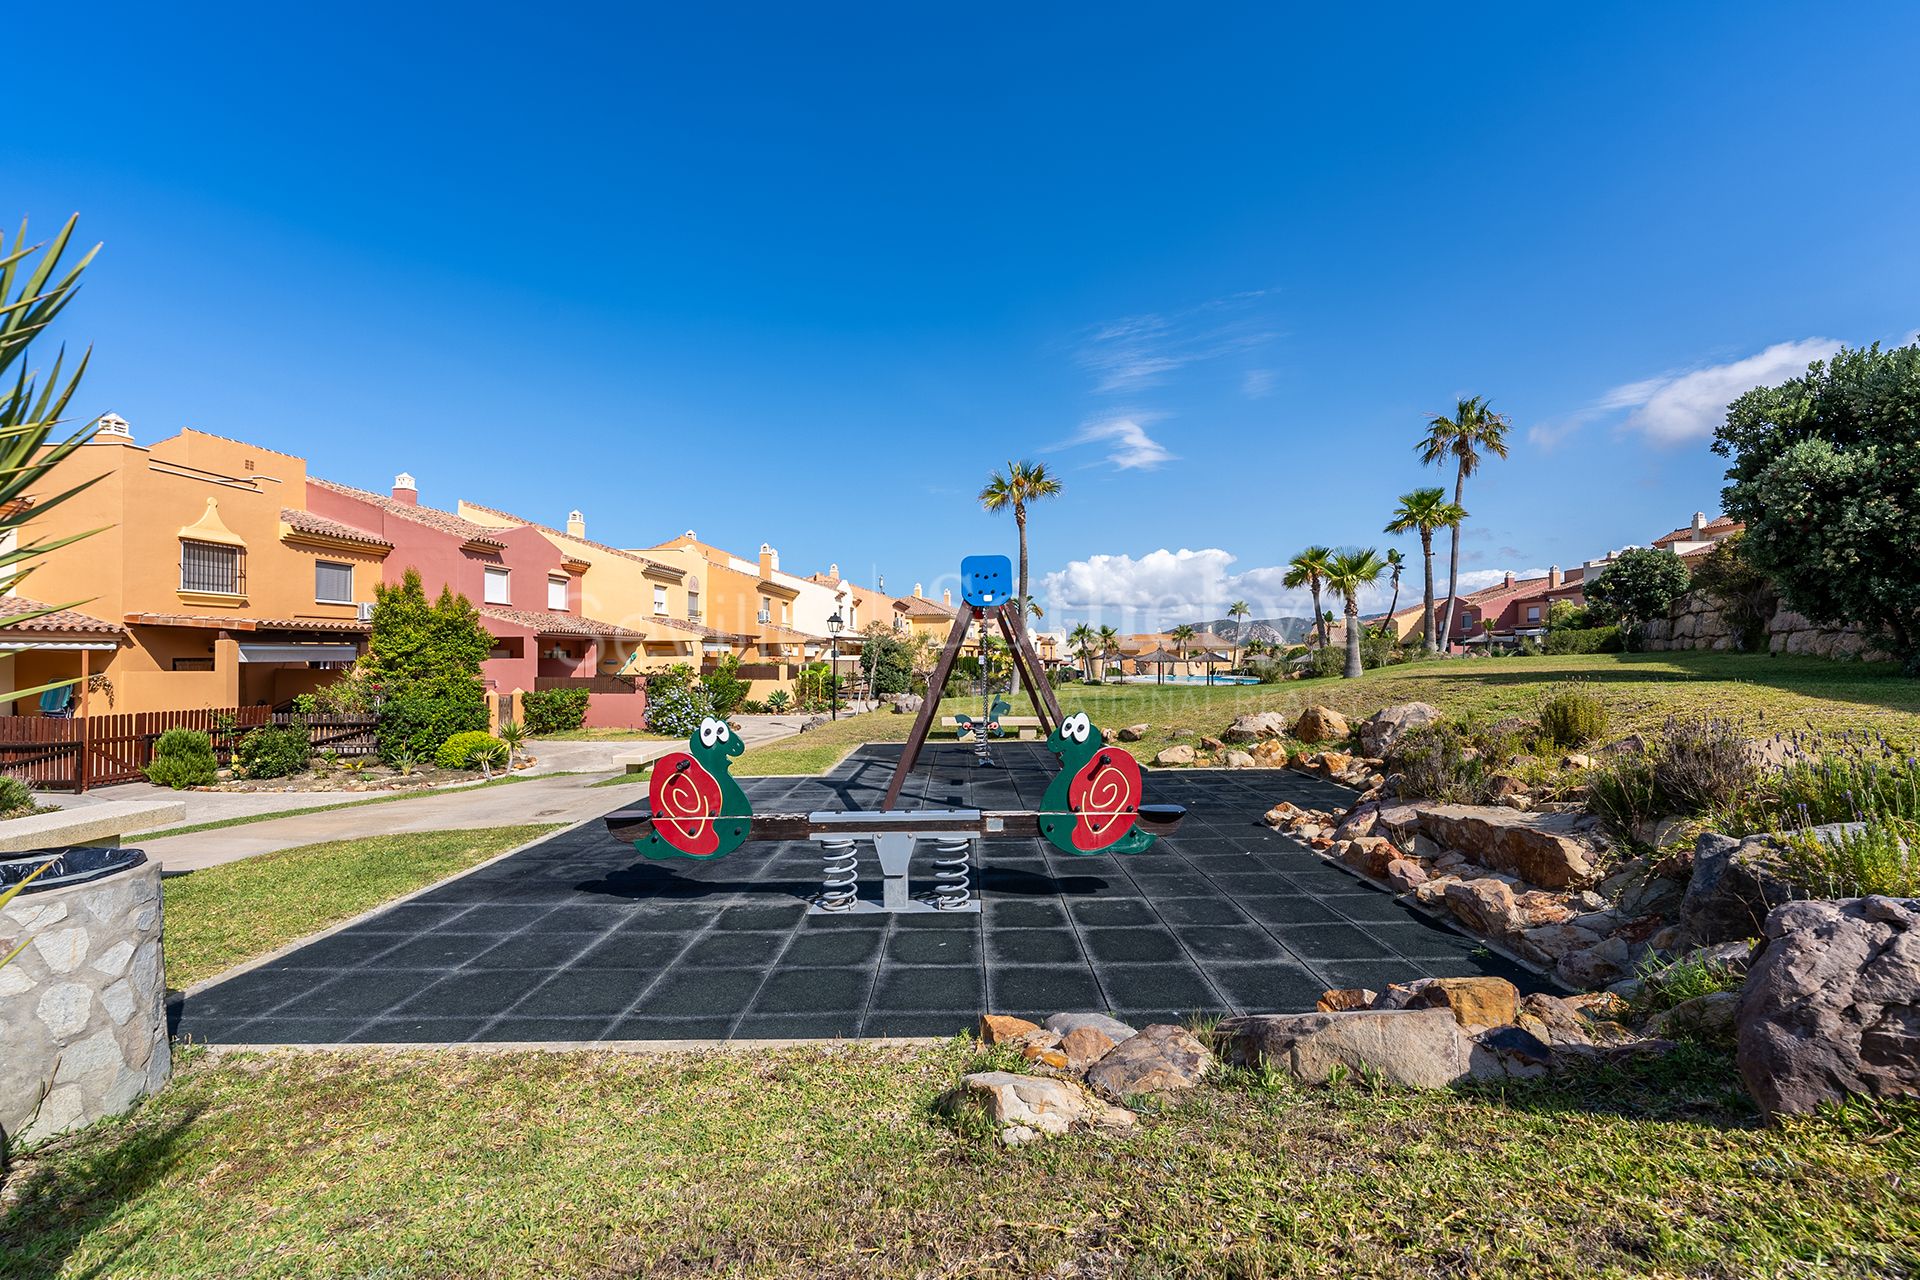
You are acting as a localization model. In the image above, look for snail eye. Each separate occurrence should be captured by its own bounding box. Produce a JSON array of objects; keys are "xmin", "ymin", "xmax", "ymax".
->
[
  {"xmin": 699, "ymin": 720, "xmax": 718, "ymax": 748},
  {"xmin": 715, "ymin": 722, "xmax": 731, "ymax": 744}
]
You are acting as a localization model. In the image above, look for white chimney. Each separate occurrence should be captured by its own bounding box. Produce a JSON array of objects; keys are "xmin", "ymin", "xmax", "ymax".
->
[
  {"xmin": 829, "ymin": 562, "xmax": 839, "ymax": 580},
  {"xmin": 566, "ymin": 509, "xmax": 585, "ymax": 538},
  {"xmin": 759, "ymin": 543, "xmax": 779, "ymax": 578},
  {"xmin": 943, "ymin": 588, "xmax": 952, "ymax": 607},
  {"xmin": 393, "ymin": 472, "xmax": 418, "ymax": 505},
  {"xmin": 96, "ymin": 412, "xmax": 132, "ymax": 441},
  {"xmin": 913, "ymin": 582, "xmax": 924, "ymax": 598},
  {"xmin": 1692, "ymin": 511, "xmax": 1708, "ymax": 534}
]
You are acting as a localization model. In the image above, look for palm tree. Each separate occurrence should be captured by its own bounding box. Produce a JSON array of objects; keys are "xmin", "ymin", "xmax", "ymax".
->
[
  {"xmin": 1283, "ymin": 546, "xmax": 1335, "ymax": 650},
  {"xmin": 1097, "ymin": 624, "xmax": 1120, "ymax": 680},
  {"xmin": 1227, "ymin": 599, "xmax": 1250, "ymax": 670},
  {"xmin": 1418, "ymin": 396, "xmax": 1511, "ymax": 645},
  {"xmin": 1325, "ymin": 548, "xmax": 1390, "ymax": 679},
  {"xmin": 1068, "ymin": 622, "xmax": 1096, "ymax": 680},
  {"xmin": 1381, "ymin": 550, "xmax": 1405, "ymax": 631},
  {"xmin": 1169, "ymin": 623, "xmax": 1196, "ymax": 680},
  {"xmin": 1385, "ymin": 487, "xmax": 1467, "ymax": 653},
  {"xmin": 979, "ymin": 460, "xmax": 1063, "ymax": 641}
]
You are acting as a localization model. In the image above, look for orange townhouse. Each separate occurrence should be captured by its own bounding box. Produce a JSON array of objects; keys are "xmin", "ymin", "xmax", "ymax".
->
[{"xmin": 12, "ymin": 420, "xmax": 381, "ymax": 716}]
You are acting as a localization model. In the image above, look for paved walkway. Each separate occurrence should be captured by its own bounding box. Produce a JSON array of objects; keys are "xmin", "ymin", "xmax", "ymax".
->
[
  {"xmin": 40, "ymin": 716, "xmax": 813, "ymax": 850},
  {"xmin": 172, "ymin": 744, "xmax": 1541, "ymax": 1045}
]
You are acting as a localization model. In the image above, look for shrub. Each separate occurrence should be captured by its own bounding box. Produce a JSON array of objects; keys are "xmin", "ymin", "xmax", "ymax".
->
[
  {"xmin": 1546, "ymin": 599, "xmax": 1589, "ymax": 631},
  {"xmin": 1586, "ymin": 751, "xmax": 1663, "ymax": 841},
  {"xmin": 1544, "ymin": 625, "xmax": 1623, "ymax": 655},
  {"xmin": 1303, "ymin": 646, "xmax": 1344, "ymax": 679},
  {"xmin": 1537, "ymin": 681, "xmax": 1609, "ymax": 748},
  {"xmin": 1386, "ymin": 722, "xmax": 1490, "ymax": 803},
  {"xmin": 764, "ymin": 689, "xmax": 791, "ymax": 714},
  {"xmin": 857, "ymin": 624, "xmax": 915, "ymax": 696},
  {"xmin": 0, "ymin": 775, "xmax": 35, "ymax": 817},
  {"xmin": 435, "ymin": 730, "xmax": 506, "ymax": 771},
  {"xmin": 146, "ymin": 728, "xmax": 218, "ymax": 789},
  {"xmin": 235, "ymin": 724, "xmax": 312, "ymax": 779},
  {"xmin": 1655, "ymin": 716, "xmax": 1760, "ymax": 814},
  {"xmin": 378, "ymin": 682, "xmax": 488, "ymax": 764},
  {"xmin": 1779, "ymin": 813, "xmax": 1920, "ymax": 898},
  {"xmin": 700, "ymin": 654, "xmax": 750, "ymax": 719},
  {"xmin": 1586, "ymin": 547, "xmax": 1692, "ymax": 636},
  {"xmin": 1627, "ymin": 951, "xmax": 1747, "ymax": 1028},
  {"xmin": 522, "ymin": 687, "xmax": 590, "ymax": 735},
  {"xmin": 645, "ymin": 665, "xmax": 715, "ymax": 737}
]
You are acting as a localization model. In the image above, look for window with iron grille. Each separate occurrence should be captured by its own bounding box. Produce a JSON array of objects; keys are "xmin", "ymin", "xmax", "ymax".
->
[
  {"xmin": 181, "ymin": 539, "xmax": 244, "ymax": 595},
  {"xmin": 315, "ymin": 559, "xmax": 354, "ymax": 604}
]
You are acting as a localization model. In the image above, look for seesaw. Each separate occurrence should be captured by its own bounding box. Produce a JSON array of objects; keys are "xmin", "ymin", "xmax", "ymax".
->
[{"xmin": 605, "ymin": 554, "xmax": 1187, "ymax": 914}]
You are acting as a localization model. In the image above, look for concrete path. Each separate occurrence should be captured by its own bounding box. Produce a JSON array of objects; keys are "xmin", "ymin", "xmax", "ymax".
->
[
  {"xmin": 38, "ymin": 716, "xmax": 815, "ymax": 836},
  {"xmin": 140, "ymin": 771, "xmax": 648, "ymax": 874}
]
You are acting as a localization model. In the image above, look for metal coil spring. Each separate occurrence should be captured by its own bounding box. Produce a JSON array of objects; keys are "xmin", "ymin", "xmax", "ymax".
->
[
  {"xmin": 818, "ymin": 838, "xmax": 858, "ymax": 912},
  {"xmin": 930, "ymin": 834, "xmax": 972, "ymax": 910}
]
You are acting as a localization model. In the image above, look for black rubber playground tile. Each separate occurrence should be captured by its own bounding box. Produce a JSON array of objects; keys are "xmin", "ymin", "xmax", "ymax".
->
[{"xmin": 172, "ymin": 741, "xmax": 1544, "ymax": 1045}]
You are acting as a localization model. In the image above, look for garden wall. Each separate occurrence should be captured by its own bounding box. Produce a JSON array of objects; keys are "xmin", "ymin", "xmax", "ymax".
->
[{"xmin": 1640, "ymin": 588, "xmax": 1892, "ymax": 661}]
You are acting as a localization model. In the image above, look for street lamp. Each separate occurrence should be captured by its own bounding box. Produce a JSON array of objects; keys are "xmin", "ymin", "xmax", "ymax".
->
[{"xmin": 827, "ymin": 610, "xmax": 843, "ymax": 721}]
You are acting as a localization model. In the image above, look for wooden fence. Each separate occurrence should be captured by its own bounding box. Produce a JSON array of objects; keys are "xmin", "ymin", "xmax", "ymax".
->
[{"xmin": 0, "ymin": 707, "xmax": 379, "ymax": 792}]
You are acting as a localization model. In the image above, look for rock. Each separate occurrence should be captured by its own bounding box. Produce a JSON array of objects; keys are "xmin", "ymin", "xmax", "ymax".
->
[
  {"xmin": 1358, "ymin": 702, "xmax": 1441, "ymax": 758},
  {"xmin": 1200, "ymin": 736, "xmax": 1225, "ymax": 751},
  {"xmin": 1487, "ymin": 774, "xmax": 1530, "ymax": 801},
  {"xmin": 942, "ymin": 1071, "xmax": 1134, "ymax": 1144},
  {"xmin": 1215, "ymin": 1008, "xmax": 1472, "ymax": 1088},
  {"xmin": 1404, "ymin": 976, "xmax": 1520, "ymax": 1029},
  {"xmin": 1515, "ymin": 993, "xmax": 1602, "ymax": 1047},
  {"xmin": 1680, "ymin": 831, "xmax": 1805, "ymax": 945},
  {"xmin": 1224, "ymin": 750, "xmax": 1257, "ymax": 769},
  {"xmin": 979, "ymin": 1014, "xmax": 1043, "ymax": 1045},
  {"xmin": 1316, "ymin": 988, "xmax": 1378, "ymax": 1012},
  {"xmin": 1616, "ymin": 872, "xmax": 1687, "ymax": 920},
  {"xmin": 1084, "ymin": 1024, "xmax": 1211, "ymax": 1100},
  {"xmin": 1153, "ymin": 745, "xmax": 1196, "ymax": 767},
  {"xmin": 1736, "ymin": 896, "xmax": 1920, "ymax": 1118},
  {"xmin": 1555, "ymin": 936, "xmax": 1632, "ymax": 989},
  {"xmin": 1562, "ymin": 753, "xmax": 1595, "ymax": 769},
  {"xmin": 1338, "ymin": 836, "xmax": 1400, "ymax": 879},
  {"xmin": 1022, "ymin": 1044, "xmax": 1070, "ymax": 1069},
  {"xmin": 1445, "ymin": 878, "xmax": 1521, "ymax": 937},
  {"xmin": 1517, "ymin": 922, "xmax": 1603, "ymax": 964},
  {"xmin": 1058, "ymin": 1026, "xmax": 1117, "ymax": 1070},
  {"xmin": 1250, "ymin": 739, "xmax": 1290, "ymax": 764},
  {"xmin": 1293, "ymin": 706, "xmax": 1350, "ymax": 743},
  {"xmin": 1513, "ymin": 890, "xmax": 1574, "ymax": 928},
  {"xmin": 1384, "ymin": 859, "xmax": 1429, "ymax": 892},
  {"xmin": 1117, "ymin": 723, "xmax": 1151, "ymax": 742},
  {"xmin": 892, "ymin": 694, "xmax": 924, "ymax": 713},
  {"xmin": 1223, "ymin": 711, "xmax": 1290, "ymax": 743},
  {"xmin": 1410, "ymin": 804, "xmax": 1605, "ymax": 890},
  {"xmin": 1469, "ymin": 1025, "xmax": 1555, "ymax": 1079},
  {"xmin": 1045, "ymin": 1012, "xmax": 1138, "ymax": 1043},
  {"xmin": 1333, "ymin": 807, "xmax": 1378, "ymax": 841},
  {"xmin": 1264, "ymin": 801, "xmax": 1306, "ymax": 828},
  {"xmin": 1645, "ymin": 990, "xmax": 1741, "ymax": 1044}
]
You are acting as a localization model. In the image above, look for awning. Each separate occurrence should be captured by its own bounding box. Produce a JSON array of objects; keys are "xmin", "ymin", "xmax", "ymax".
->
[
  {"xmin": 237, "ymin": 642, "xmax": 360, "ymax": 664},
  {"xmin": 0, "ymin": 640, "xmax": 122, "ymax": 652}
]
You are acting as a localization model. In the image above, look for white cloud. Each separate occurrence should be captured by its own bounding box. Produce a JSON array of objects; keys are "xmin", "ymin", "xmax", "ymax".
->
[
  {"xmin": 1242, "ymin": 368, "xmax": 1276, "ymax": 398},
  {"xmin": 1041, "ymin": 546, "xmax": 1395, "ymax": 627},
  {"xmin": 1534, "ymin": 338, "xmax": 1841, "ymax": 450},
  {"xmin": 1452, "ymin": 567, "xmax": 1550, "ymax": 593},
  {"xmin": 1058, "ymin": 415, "xmax": 1176, "ymax": 470},
  {"xmin": 1076, "ymin": 293, "xmax": 1280, "ymax": 395}
]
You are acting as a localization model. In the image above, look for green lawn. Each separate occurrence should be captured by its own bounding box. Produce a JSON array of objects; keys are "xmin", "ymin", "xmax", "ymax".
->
[
  {"xmin": 533, "ymin": 726, "xmax": 675, "ymax": 742},
  {"xmin": 4, "ymin": 1041, "xmax": 1914, "ymax": 1278},
  {"xmin": 161, "ymin": 825, "xmax": 560, "ymax": 988},
  {"xmin": 728, "ymin": 653, "xmax": 1920, "ymax": 775}
]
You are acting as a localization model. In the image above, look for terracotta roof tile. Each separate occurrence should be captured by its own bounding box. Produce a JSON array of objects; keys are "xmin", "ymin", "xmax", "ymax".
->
[
  {"xmin": 123, "ymin": 612, "xmax": 370, "ymax": 633},
  {"xmin": 1652, "ymin": 517, "xmax": 1743, "ymax": 546},
  {"xmin": 310, "ymin": 477, "xmax": 508, "ymax": 550},
  {"xmin": 0, "ymin": 596, "xmax": 127, "ymax": 637},
  {"xmin": 897, "ymin": 595, "xmax": 958, "ymax": 617},
  {"xmin": 457, "ymin": 500, "xmax": 681, "ymax": 575},
  {"xmin": 280, "ymin": 507, "xmax": 393, "ymax": 549},
  {"xmin": 478, "ymin": 605, "xmax": 644, "ymax": 640}
]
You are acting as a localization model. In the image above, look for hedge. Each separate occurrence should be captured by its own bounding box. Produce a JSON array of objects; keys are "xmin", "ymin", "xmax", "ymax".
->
[{"xmin": 522, "ymin": 687, "xmax": 591, "ymax": 735}]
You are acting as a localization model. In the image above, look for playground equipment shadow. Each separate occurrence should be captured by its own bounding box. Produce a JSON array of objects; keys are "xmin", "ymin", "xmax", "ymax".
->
[{"xmin": 170, "ymin": 743, "xmax": 1538, "ymax": 1044}]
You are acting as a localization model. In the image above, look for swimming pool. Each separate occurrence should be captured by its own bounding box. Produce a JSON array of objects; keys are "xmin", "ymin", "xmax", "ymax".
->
[{"xmin": 1116, "ymin": 673, "xmax": 1260, "ymax": 686}]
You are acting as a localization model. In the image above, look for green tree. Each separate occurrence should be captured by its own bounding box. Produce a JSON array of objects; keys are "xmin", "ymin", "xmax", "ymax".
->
[
  {"xmin": 857, "ymin": 622, "xmax": 914, "ymax": 695},
  {"xmin": 1715, "ymin": 342, "xmax": 1920, "ymax": 664},
  {"xmin": 1418, "ymin": 396, "xmax": 1510, "ymax": 644},
  {"xmin": 1283, "ymin": 546, "xmax": 1335, "ymax": 649},
  {"xmin": 1586, "ymin": 547, "xmax": 1691, "ymax": 643},
  {"xmin": 366, "ymin": 568, "xmax": 492, "ymax": 760},
  {"xmin": 1067, "ymin": 622, "xmax": 1096, "ymax": 680},
  {"xmin": 1325, "ymin": 549, "xmax": 1390, "ymax": 678},
  {"xmin": 1097, "ymin": 624, "xmax": 1120, "ymax": 676},
  {"xmin": 1227, "ymin": 599, "xmax": 1250, "ymax": 668},
  {"xmin": 979, "ymin": 459, "xmax": 1063, "ymax": 691},
  {"xmin": 1687, "ymin": 532, "xmax": 1774, "ymax": 652},
  {"xmin": 1384, "ymin": 487, "xmax": 1466, "ymax": 653},
  {"xmin": 1380, "ymin": 550, "xmax": 1405, "ymax": 632},
  {"xmin": 1168, "ymin": 622, "xmax": 1196, "ymax": 676}
]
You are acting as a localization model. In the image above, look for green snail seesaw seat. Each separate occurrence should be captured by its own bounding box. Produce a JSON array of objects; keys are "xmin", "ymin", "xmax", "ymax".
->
[{"xmin": 604, "ymin": 554, "xmax": 1185, "ymax": 914}]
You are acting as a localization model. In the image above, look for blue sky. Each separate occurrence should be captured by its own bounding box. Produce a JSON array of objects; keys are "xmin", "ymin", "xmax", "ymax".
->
[{"xmin": 11, "ymin": 3, "xmax": 1919, "ymax": 629}]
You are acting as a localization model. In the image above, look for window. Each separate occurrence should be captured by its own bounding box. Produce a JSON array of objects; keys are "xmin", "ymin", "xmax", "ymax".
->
[
  {"xmin": 484, "ymin": 566, "xmax": 511, "ymax": 605},
  {"xmin": 653, "ymin": 585, "xmax": 668, "ymax": 615},
  {"xmin": 171, "ymin": 657, "xmax": 214, "ymax": 672},
  {"xmin": 781, "ymin": 601, "xmax": 791, "ymax": 624},
  {"xmin": 1526, "ymin": 605, "xmax": 1541, "ymax": 623},
  {"xmin": 315, "ymin": 560, "xmax": 354, "ymax": 604},
  {"xmin": 181, "ymin": 540, "xmax": 243, "ymax": 595},
  {"xmin": 548, "ymin": 574, "xmax": 569, "ymax": 611},
  {"xmin": 687, "ymin": 590, "xmax": 701, "ymax": 620},
  {"xmin": 758, "ymin": 595, "xmax": 771, "ymax": 624}
]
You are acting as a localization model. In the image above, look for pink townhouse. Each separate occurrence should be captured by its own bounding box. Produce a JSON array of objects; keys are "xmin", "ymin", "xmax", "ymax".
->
[{"xmin": 303, "ymin": 472, "xmax": 648, "ymax": 725}]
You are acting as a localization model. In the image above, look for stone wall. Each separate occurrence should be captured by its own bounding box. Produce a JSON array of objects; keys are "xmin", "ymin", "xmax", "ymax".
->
[
  {"xmin": 0, "ymin": 858, "xmax": 170, "ymax": 1144},
  {"xmin": 1640, "ymin": 589, "xmax": 1892, "ymax": 662}
]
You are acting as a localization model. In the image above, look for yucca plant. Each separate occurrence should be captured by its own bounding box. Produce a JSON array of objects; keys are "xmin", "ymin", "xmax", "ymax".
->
[
  {"xmin": 497, "ymin": 719, "xmax": 528, "ymax": 768},
  {"xmin": 0, "ymin": 214, "xmax": 110, "ymax": 705}
]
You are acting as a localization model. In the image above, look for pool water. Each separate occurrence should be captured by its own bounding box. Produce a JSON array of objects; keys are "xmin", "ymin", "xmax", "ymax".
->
[{"xmin": 1116, "ymin": 674, "xmax": 1260, "ymax": 686}]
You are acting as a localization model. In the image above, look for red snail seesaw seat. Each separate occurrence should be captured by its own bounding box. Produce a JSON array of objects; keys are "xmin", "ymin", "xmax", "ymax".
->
[{"xmin": 605, "ymin": 554, "xmax": 1187, "ymax": 915}]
